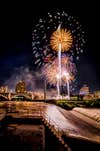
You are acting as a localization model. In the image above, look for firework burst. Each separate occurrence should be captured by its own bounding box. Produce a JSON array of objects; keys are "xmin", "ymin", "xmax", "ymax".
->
[
  {"xmin": 50, "ymin": 26, "xmax": 73, "ymax": 52},
  {"xmin": 32, "ymin": 10, "xmax": 86, "ymax": 69},
  {"xmin": 42, "ymin": 55, "xmax": 76, "ymax": 86}
]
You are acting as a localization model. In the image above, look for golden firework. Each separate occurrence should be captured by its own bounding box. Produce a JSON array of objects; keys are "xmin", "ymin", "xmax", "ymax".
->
[
  {"xmin": 50, "ymin": 27, "xmax": 73, "ymax": 52},
  {"xmin": 61, "ymin": 56, "xmax": 69, "ymax": 64}
]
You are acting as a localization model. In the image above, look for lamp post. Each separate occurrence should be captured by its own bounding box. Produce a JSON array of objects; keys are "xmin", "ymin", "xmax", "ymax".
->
[{"xmin": 44, "ymin": 79, "xmax": 46, "ymax": 103}]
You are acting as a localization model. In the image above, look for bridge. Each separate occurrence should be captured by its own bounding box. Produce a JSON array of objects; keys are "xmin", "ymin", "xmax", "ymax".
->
[
  {"xmin": 0, "ymin": 101, "xmax": 100, "ymax": 151},
  {"xmin": 0, "ymin": 93, "xmax": 32, "ymax": 100}
]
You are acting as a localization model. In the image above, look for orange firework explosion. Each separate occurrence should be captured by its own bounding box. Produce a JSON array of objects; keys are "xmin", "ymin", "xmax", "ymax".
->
[
  {"xmin": 50, "ymin": 27, "xmax": 73, "ymax": 52},
  {"xmin": 62, "ymin": 72, "xmax": 74, "ymax": 83},
  {"xmin": 44, "ymin": 64, "xmax": 74, "ymax": 85},
  {"xmin": 61, "ymin": 56, "xmax": 69, "ymax": 64}
]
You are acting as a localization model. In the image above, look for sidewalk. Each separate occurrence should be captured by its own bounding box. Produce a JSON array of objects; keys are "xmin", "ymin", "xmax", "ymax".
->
[{"xmin": 73, "ymin": 107, "xmax": 100, "ymax": 124}]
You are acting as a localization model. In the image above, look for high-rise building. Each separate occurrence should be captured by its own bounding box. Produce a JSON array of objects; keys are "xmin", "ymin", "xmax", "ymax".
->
[{"xmin": 15, "ymin": 81, "xmax": 26, "ymax": 93}]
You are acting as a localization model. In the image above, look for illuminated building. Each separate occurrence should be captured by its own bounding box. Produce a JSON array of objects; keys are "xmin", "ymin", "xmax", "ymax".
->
[
  {"xmin": 0, "ymin": 86, "xmax": 8, "ymax": 93},
  {"xmin": 15, "ymin": 81, "xmax": 26, "ymax": 93},
  {"xmin": 79, "ymin": 84, "xmax": 90, "ymax": 96},
  {"xmin": 83, "ymin": 94, "xmax": 95, "ymax": 100},
  {"xmin": 94, "ymin": 91, "xmax": 100, "ymax": 98}
]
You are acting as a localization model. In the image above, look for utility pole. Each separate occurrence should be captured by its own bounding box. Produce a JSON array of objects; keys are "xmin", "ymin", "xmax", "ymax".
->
[{"xmin": 44, "ymin": 79, "xmax": 46, "ymax": 103}]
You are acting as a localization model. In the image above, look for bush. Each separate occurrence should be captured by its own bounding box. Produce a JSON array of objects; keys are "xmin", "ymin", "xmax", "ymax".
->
[
  {"xmin": 56, "ymin": 100, "xmax": 77, "ymax": 110},
  {"xmin": 84, "ymin": 99, "xmax": 100, "ymax": 108}
]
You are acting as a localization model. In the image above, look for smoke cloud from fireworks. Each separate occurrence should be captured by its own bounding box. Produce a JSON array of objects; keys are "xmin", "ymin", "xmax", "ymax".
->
[{"xmin": 4, "ymin": 67, "xmax": 44, "ymax": 92}]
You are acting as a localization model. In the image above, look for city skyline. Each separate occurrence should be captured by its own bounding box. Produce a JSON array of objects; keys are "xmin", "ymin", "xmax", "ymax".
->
[{"xmin": 0, "ymin": 3, "xmax": 100, "ymax": 150}]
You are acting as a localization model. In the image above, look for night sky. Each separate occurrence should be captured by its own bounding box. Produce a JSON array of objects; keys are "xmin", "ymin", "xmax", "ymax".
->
[{"xmin": 0, "ymin": 1, "xmax": 100, "ymax": 92}]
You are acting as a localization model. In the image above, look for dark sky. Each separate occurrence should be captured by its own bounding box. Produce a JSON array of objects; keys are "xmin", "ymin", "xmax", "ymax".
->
[{"xmin": 0, "ymin": 1, "xmax": 100, "ymax": 91}]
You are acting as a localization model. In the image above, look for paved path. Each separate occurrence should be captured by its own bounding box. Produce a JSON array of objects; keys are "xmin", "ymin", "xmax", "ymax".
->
[
  {"xmin": 73, "ymin": 107, "xmax": 100, "ymax": 123},
  {"xmin": 42, "ymin": 104, "xmax": 100, "ymax": 143},
  {"xmin": 0, "ymin": 101, "xmax": 100, "ymax": 144}
]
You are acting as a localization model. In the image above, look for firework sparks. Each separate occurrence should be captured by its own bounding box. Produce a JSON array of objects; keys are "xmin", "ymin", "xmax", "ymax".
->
[
  {"xmin": 50, "ymin": 25, "xmax": 73, "ymax": 97},
  {"xmin": 32, "ymin": 11, "xmax": 86, "ymax": 69},
  {"xmin": 50, "ymin": 26, "xmax": 73, "ymax": 52},
  {"xmin": 42, "ymin": 55, "xmax": 76, "ymax": 86}
]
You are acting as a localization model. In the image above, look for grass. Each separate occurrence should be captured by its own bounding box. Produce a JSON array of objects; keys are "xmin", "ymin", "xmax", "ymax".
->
[{"xmin": 55, "ymin": 99, "xmax": 100, "ymax": 110}]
